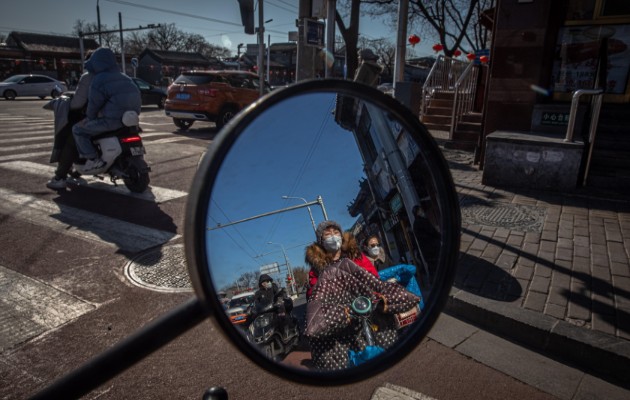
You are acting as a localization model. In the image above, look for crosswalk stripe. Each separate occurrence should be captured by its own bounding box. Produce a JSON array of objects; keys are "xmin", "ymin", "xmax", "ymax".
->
[
  {"xmin": 1, "ymin": 135, "xmax": 53, "ymax": 144},
  {"xmin": 0, "ymin": 151, "xmax": 50, "ymax": 162},
  {"xmin": 0, "ymin": 142, "xmax": 50, "ymax": 152},
  {"xmin": 0, "ymin": 187, "xmax": 179, "ymax": 253},
  {"xmin": 0, "ymin": 161, "xmax": 188, "ymax": 202}
]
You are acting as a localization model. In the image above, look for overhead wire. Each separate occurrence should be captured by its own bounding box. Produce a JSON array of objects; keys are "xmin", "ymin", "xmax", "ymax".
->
[{"xmin": 263, "ymin": 96, "xmax": 336, "ymax": 244}]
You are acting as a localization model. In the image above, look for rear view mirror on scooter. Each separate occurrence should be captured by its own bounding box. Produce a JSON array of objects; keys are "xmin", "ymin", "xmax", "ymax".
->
[{"xmin": 32, "ymin": 80, "xmax": 461, "ymax": 399}]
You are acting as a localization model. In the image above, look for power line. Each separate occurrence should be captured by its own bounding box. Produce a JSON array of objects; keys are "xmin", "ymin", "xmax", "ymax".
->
[{"xmin": 105, "ymin": 0, "xmax": 242, "ymax": 28}]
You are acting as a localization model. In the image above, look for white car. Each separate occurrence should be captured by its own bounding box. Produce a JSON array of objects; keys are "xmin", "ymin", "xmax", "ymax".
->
[{"xmin": 0, "ymin": 74, "xmax": 68, "ymax": 100}]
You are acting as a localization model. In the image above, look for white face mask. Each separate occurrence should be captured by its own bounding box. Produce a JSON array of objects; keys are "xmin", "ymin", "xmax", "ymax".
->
[
  {"xmin": 368, "ymin": 246, "xmax": 380, "ymax": 257},
  {"xmin": 262, "ymin": 281, "xmax": 272, "ymax": 289},
  {"xmin": 322, "ymin": 234, "xmax": 342, "ymax": 252}
]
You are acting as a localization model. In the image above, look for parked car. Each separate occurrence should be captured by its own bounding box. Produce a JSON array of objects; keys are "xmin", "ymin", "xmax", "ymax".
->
[
  {"xmin": 132, "ymin": 77, "xmax": 167, "ymax": 108},
  {"xmin": 226, "ymin": 291, "xmax": 256, "ymax": 326},
  {"xmin": 0, "ymin": 74, "xmax": 67, "ymax": 100},
  {"xmin": 164, "ymin": 70, "xmax": 271, "ymax": 130}
]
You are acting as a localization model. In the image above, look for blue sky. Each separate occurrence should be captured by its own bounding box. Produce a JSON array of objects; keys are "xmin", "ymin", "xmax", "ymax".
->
[
  {"xmin": 1, "ymin": 0, "xmax": 433, "ymax": 57},
  {"xmin": 205, "ymin": 92, "xmax": 367, "ymax": 289}
]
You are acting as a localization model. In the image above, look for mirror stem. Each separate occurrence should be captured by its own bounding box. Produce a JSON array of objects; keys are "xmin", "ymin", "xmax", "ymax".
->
[{"xmin": 30, "ymin": 298, "xmax": 208, "ymax": 400}]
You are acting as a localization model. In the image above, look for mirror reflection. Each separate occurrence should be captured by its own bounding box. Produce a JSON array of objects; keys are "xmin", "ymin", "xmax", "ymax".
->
[{"xmin": 205, "ymin": 91, "xmax": 442, "ymax": 371}]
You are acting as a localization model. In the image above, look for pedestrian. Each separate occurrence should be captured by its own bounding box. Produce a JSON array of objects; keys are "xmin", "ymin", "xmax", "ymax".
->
[
  {"xmin": 46, "ymin": 51, "xmax": 95, "ymax": 190},
  {"xmin": 304, "ymin": 220, "xmax": 378, "ymax": 299},
  {"xmin": 363, "ymin": 234, "xmax": 394, "ymax": 272},
  {"xmin": 304, "ymin": 248, "xmax": 420, "ymax": 370},
  {"xmin": 353, "ymin": 48, "xmax": 383, "ymax": 87},
  {"xmin": 72, "ymin": 47, "xmax": 141, "ymax": 173}
]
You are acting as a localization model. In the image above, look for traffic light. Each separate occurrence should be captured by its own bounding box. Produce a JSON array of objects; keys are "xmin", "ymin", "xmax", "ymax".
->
[{"xmin": 237, "ymin": 0, "xmax": 255, "ymax": 35}]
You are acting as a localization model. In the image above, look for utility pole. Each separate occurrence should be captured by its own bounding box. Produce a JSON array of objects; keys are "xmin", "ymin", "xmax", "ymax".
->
[
  {"xmin": 297, "ymin": 0, "xmax": 315, "ymax": 81},
  {"xmin": 325, "ymin": 0, "xmax": 336, "ymax": 78},
  {"xmin": 119, "ymin": 12, "xmax": 125, "ymax": 75},
  {"xmin": 97, "ymin": 0, "xmax": 102, "ymax": 46},
  {"xmin": 257, "ymin": 0, "xmax": 265, "ymax": 96},
  {"xmin": 393, "ymin": 0, "xmax": 409, "ymax": 90}
]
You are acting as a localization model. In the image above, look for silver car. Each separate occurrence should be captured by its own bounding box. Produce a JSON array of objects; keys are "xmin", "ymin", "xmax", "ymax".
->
[{"xmin": 0, "ymin": 74, "xmax": 68, "ymax": 100}]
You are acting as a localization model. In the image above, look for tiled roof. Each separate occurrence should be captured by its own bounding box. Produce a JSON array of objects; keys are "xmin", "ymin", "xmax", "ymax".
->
[{"xmin": 7, "ymin": 31, "xmax": 99, "ymax": 53}]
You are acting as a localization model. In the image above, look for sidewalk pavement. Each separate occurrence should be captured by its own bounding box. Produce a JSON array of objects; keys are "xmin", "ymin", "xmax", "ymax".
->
[{"xmin": 431, "ymin": 132, "xmax": 630, "ymax": 388}]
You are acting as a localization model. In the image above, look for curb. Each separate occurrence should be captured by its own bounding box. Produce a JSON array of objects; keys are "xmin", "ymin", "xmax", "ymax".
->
[{"xmin": 444, "ymin": 288, "xmax": 630, "ymax": 387}]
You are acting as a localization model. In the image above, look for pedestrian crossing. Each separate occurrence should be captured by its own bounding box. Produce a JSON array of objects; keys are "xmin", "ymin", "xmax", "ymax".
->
[{"xmin": 0, "ymin": 111, "xmax": 192, "ymax": 253}]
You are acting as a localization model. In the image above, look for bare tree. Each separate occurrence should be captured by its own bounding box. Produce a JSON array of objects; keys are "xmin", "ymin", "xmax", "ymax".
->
[
  {"xmin": 146, "ymin": 23, "xmax": 185, "ymax": 51},
  {"xmin": 335, "ymin": 0, "xmax": 362, "ymax": 79},
  {"xmin": 362, "ymin": 0, "xmax": 494, "ymax": 56},
  {"xmin": 72, "ymin": 19, "xmax": 119, "ymax": 52},
  {"xmin": 359, "ymin": 37, "xmax": 396, "ymax": 77},
  {"xmin": 125, "ymin": 31, "xmax": 149, "ymax": 56}
]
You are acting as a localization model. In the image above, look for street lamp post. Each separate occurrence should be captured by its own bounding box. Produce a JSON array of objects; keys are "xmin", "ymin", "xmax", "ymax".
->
[
  {"xmin": 282, "ymin": 195, "xmax": 316, "ymax": 232},
  {"xmin": 267, "ymin": 242, "xmax": 296, "ymax": 296}
]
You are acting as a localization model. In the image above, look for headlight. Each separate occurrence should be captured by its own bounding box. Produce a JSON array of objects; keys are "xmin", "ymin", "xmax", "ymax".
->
[{"xmin": 254, "ymin": 315, "xmax": 272, "ymax": 328}]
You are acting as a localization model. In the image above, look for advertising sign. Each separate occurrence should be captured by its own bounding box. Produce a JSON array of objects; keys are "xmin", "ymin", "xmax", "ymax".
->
[{"xmin": 305, "ymin": 19, "xmax": 325, "ymax": 47}]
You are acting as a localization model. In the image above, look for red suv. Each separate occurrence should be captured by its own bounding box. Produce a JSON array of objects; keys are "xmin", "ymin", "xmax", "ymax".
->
[{"xmin": 164, "ymin": 70, "xmax": 271, "ymax": 130}]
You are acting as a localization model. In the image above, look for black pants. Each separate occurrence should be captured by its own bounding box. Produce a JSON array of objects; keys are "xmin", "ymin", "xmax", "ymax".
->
[{"xmin": 54, "ymin": 111, "xmax": 82, "ymax": 179}]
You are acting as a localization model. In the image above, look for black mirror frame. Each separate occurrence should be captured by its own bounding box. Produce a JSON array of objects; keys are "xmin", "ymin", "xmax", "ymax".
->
[{"xmin": 184, "ymin": 79, "xmax": 461, "ymax": 386}]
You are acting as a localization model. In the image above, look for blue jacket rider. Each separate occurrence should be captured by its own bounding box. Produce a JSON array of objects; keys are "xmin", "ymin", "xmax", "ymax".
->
[{"xmin": 72, "ymin": 47, "xmax": 141, "ymax": 172}]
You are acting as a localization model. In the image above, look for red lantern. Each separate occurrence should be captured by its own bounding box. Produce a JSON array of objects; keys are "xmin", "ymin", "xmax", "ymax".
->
[
  {"xmin": 479, "ymin": 55, "xmax": 489, "ymax": 63},
  {"xmin": 408, "ymin": 34, "xmax": 420, "ymax": 47},
  {"xmin": 432, "ymin": 43, "xmax": 443, "ymax": 53},
  {"xmin": 466, "ymin": 53, "xmax": 476, "ymax": 61},
  {"xmin": 453, "ymin": 49, "xmax": 462, "ymax": 57}
]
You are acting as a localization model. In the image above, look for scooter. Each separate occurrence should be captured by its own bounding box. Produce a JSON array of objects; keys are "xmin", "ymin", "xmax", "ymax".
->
[
  {"xmin": 347, "ymin": 295, "xmax": 386, "ymax": 366},
  {"xmin": 46, "ymin": 92, "xmax": 151, "ymax": 193},
  {"xmin": 248, "ymin": 299, "xmax": 300, "ymax": 361},
  {"xmin": 72, "ymin": 114, "xmax": 151, "ymax": 193}
]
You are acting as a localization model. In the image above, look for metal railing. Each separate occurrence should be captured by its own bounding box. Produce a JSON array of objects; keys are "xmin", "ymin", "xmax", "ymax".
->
[
  {"xmin": 449, "ymin": 62, "xmax": 481, "ymax": 139},
  {"xmin": 420, "ymin": 55, "xmax": 469, "ymax": 116},
  {"xmin": 564, "ymin": 89, "xmax": 604, "ymax": 186}
]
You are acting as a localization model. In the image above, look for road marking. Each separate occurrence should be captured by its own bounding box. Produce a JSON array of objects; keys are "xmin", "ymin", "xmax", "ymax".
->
[
  {"xmin": 1, "ymin": 135, "xmax": 54, "ymax": 143},
  {"xmin": 0, "ymin": 187, "xmax": 180, "ymax": 253},
  {"xmin": 0, "ymin": 161, "xmax": 188, "ymax": 202},
  {"xmin": 0, "ymin": 142, "xmax": 49, "ymax": 152},
  {"xmin": 0, "ymin": 151, "xmax": 50, "ymax": 162},
  {"xmin": 0, "ymin": 264, "xmax": 96, "ymax": 352},
  {"xmin": 150, "ymin": 137, "xmax": 193, "ymax": 144}
]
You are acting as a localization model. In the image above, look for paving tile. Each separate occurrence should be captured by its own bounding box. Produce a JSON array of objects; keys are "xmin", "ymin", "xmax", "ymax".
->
[
  {"xmin": 544, "ymin": 303, "xmax": 566, "ymax": 319},
  {"xmin": 530, "ymin": 275, "xmax": 551, "ymax": 294}
]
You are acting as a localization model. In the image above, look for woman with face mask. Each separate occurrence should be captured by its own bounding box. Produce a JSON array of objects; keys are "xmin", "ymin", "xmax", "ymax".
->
[
  {"xmin": 304, "ymin": 221, "xmax": 378, "ymax": 299},
  {"xmin": 363, "ymin": 235, "xmax": 394, "ymax": 272},
  {"xmin": 304, "ymin": 221, "xmax": 420, "ymax": 370}
]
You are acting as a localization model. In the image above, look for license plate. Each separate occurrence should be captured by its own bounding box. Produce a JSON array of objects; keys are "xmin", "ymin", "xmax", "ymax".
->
[
  {"xmin": 175, "ymin": 93, "xmax": 190, "ymax": 100},
  {"xmin": 130, "ymin": 146, "xmax": 145, "ymax": 156}
]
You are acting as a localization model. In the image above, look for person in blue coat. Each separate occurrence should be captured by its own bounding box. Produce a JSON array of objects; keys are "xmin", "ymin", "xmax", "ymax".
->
[{"xmin": 72, "ymin": 47, "xmax": 141, "ymax": 172}]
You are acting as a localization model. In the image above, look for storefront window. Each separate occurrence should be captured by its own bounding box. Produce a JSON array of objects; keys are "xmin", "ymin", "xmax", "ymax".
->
[
  {"xmin": 551, "ymin": 24, "xmax": 630, "ymax": 94},
  {"xmin": 566, "ymin": 0, "xmax": 596, "ymax": 20}
]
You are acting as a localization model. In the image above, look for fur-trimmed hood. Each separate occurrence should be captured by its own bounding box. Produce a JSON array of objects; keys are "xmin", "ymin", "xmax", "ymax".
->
[{"xmin": 305, "ymin": 231, "xmax": 361, "ymax": 274}]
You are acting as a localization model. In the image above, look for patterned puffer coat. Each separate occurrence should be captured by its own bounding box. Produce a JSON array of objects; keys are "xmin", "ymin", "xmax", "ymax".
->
[{"xmin": 305, "ymin": 258, "xmax": 420, "ymax": 371}]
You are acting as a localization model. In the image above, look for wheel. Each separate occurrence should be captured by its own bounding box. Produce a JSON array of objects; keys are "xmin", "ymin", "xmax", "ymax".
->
[
  {"xmin": 123, "ymin": 157, "xmax": 150, "ymax": 193},
  {"xmin": 216, "ymin": 107, "xmax": 238, "ymax": 130},
  {"xmin": 39, "ymin": 96, "xmax": 46, "ymax": 100},
  {"xmin": 4, "ymin": 90, "xmax": 16, "ymax": 100},
  {"xmin": 157, "ymin": 97, "xmax": 165, "ymax": 109},
  {"xmin": 173, "ymin": 118, "xmax": 193, "ymax": 131},
  {"xmin": 263, "ymin": 344, "xmax": 273, "ymax": 359}
]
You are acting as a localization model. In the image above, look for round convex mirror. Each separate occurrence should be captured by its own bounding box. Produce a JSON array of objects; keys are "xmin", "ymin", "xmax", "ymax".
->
[{"xmin": 185, "ymin": 79, "xmax": 460, "ymax": 385}]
